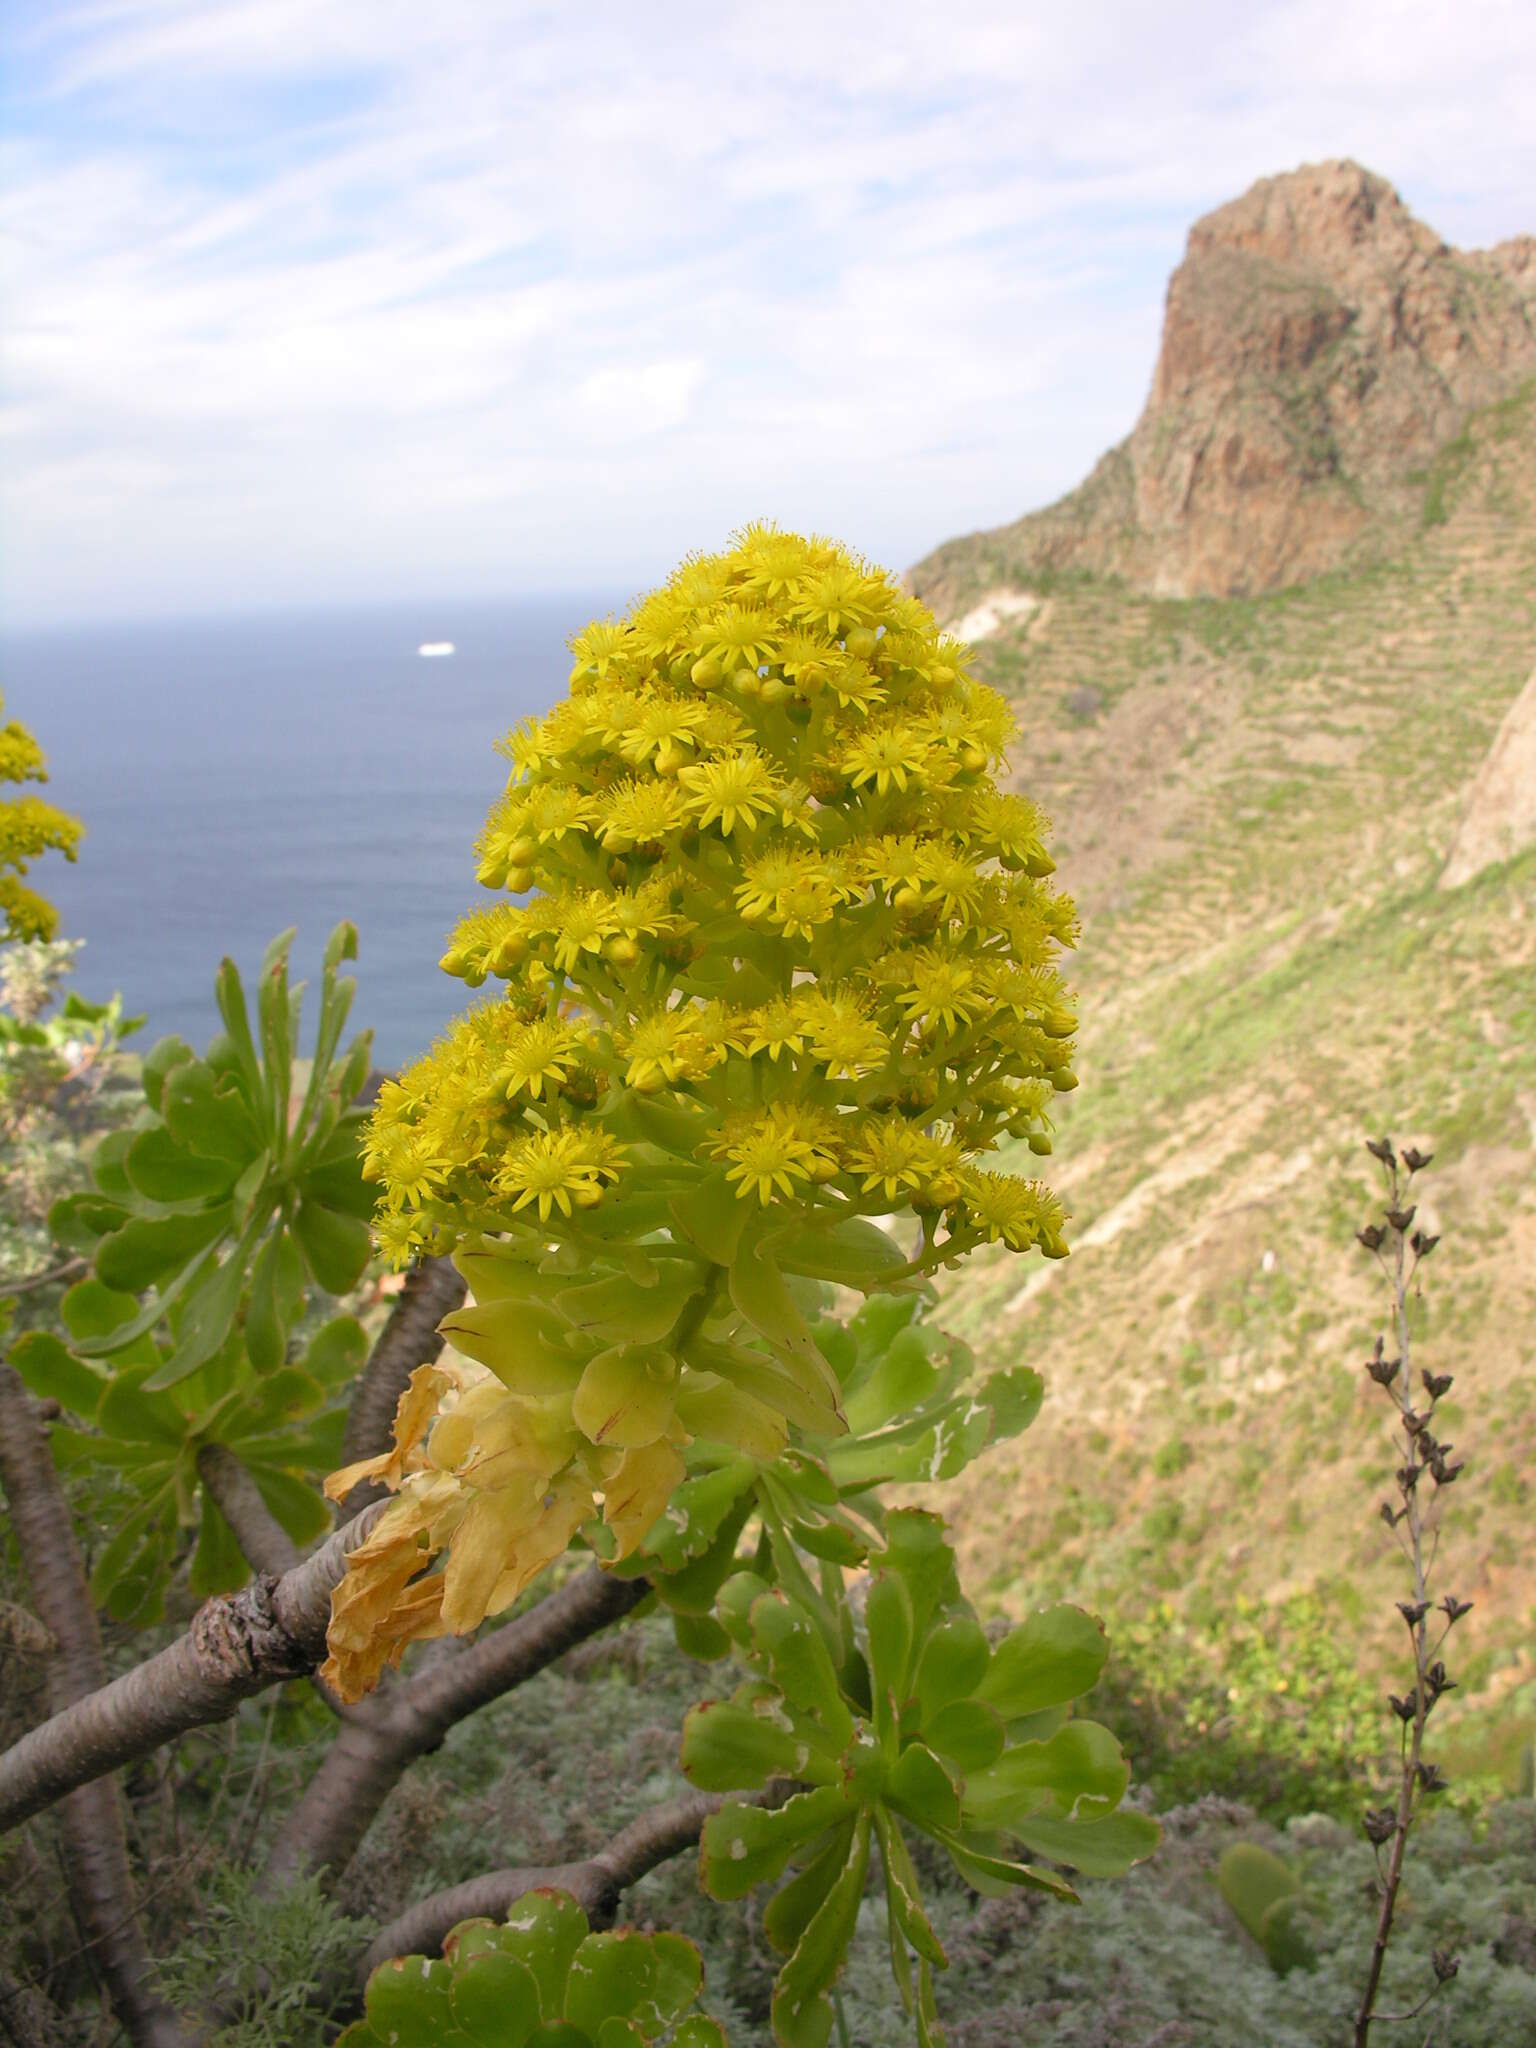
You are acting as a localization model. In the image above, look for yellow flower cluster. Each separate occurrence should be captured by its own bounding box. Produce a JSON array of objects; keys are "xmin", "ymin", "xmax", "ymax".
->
[
  {"xmin": 364, "ymin": 526, "xmax": 1077, "ymax": 1263},
  {"xmin": 326, "ymin": 528, "xmax": 1079, "ymax": 1698},
  {"xmin": 1, "ymin": 693, "xmax": 83, "ymax": 944}
]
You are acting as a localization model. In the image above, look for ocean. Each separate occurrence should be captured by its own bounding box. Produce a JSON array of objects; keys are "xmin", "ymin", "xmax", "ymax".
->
[{"xmin": 0, "ymin": 596, "xmax": 623, "ymax": 1072}]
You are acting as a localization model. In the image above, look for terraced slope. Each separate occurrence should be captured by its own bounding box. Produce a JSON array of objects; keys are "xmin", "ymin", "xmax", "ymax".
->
[{"xmin": 914, "ymin": 378, "xmax": 1536, "ymax": 1783}]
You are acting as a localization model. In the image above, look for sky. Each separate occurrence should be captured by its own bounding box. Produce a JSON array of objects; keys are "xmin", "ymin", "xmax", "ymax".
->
[{"xmin": 1, "ymin": 0, "xmax": 1533, "ymax": 628}]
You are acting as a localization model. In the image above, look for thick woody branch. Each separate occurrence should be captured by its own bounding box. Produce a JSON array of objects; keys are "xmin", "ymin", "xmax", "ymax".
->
[
  {"xmin": 0, "ymin": 1967, "xmax": 71, "ymax": 2047},
  {"xmin": 0, "ymin": 1502, "xmax": 388, "ymax": 1834},
  {"xmin": 0, "ymin": 1365, "xmax": 187, "ymax": 2047},
  {"xmin": 362, "ymin": 1788, "xmax": 733, "ymax": 1974},
  {"xmin": 195, "ymin": 1444, "xmax": 376, "ymax": 1726},
  {"xmin": 264, "ymin": 1565, "xmax": 650, "ymax": 1888},
  {"xmin": 194, "ymin": 1444, "xmax": 301, "ymax": 1577},
  {"xmin": 337, "ymin": 1256, "xmax": 466, "ymax": 1515}
]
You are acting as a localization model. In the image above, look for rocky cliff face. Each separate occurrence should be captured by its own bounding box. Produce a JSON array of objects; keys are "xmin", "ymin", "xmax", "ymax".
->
[{"xmin": 911, "ymin": 160, "xmax": 1536, "ymax": 606}]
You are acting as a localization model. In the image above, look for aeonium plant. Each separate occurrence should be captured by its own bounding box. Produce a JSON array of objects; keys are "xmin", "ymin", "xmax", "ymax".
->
[
  {"xmin": 325, "ymin": 526, "xmax": 1078, "ymax": 1697},
  {"xmin": 332, "ymin": 528, "xmax": 1155, "ymax": 2045},
  {"xmin": 12, "ymin": 924, "xmax": 374, "ymax": 1618}
]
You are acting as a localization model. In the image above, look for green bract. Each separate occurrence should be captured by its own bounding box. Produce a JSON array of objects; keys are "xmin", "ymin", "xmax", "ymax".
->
[
  {"xmin": 342, "ymin": 1890, "xmax": 727, "ymax": 2047},
  {"xmin": 13, "ymin": 924, "xmax": 373, "ymax": 1617},
  {"xmin": 614, "ymin": 1292, "xmax": 1044, "ymax": 1663},
  {"xmin": 686, "ymin": 1512, "xmax": 1159, "ymax": 2048}
]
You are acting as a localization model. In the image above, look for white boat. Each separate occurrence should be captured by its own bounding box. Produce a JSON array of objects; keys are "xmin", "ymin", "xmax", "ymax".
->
[{"xmin": 417, "ymin": 641, "xmax": 456, "ymax": 658}]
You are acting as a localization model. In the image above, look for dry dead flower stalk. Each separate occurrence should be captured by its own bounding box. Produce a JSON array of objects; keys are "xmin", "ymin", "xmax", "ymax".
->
[{"xmin": 1351, "ymin": 1139, "xmax": 1466, "ymax": 2047}]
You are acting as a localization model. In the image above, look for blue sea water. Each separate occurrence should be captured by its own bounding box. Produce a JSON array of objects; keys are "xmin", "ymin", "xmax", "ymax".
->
[{"xmin": 0, "ymin": 596, "xmax": 623, "ymax": 1071}]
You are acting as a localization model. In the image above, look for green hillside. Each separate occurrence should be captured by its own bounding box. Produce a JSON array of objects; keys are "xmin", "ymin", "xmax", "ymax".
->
[{"xmin": 912, "ymin": 376, "xmax": 1536, "ymax": 1791}]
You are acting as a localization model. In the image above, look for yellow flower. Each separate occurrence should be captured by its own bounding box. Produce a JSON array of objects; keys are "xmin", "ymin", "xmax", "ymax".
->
[
  {"xmin": 672, "ymin": 551, "xmax": 734, "ymax": 612},
  {"xmin": 846, "ymin": 1117, "xmax": 930, "ymax": 1202},
  {"xmin": 792, "ymin": 559, "xmax": 884, "ymax": 637},
  {"xmin": 614, "ymin": 692, "xmax": 713, "ymax": 773},
  {"xmin": 797, "ymin": 991, "xmax": 890, "ymax": 1078},
  {"xmin": 550, "ymin": 892, "xmax": 613, "ymax": 974},
  {"xmin": 958, "ymin": 1169, "xmax": 1068, "ymax": 1255},
  {"xmin": 842, "ymin": 724, "xmax": 931, "ymax": 796},
  {"xmin": 699, "ymin": 601, "xmax": 778, "ymax": 676},
  {"xmin": 912, "ymin": 844, "xmax": 989, "ymax": 925},
  {"xmin": 496, "ymin": 1017, "xmax": 587, "ymax": 1101},
  {"xmin": 917, "ymin": 683, "xmax": 1016, "ymax": 764},
  {"xmin": 821, "ymin": 653, "xmax": 888, "ymax": 716},
  {"xmin": 677, "ymin": 746, "xmax": 781, "ymax": 836},
  {"xmin": 493, "ymin": 1127, "xmax": 625, "ymax": 1220},
  {"xmin": 743, "ymin": 998, "xmax": 805, "ymax": 1063},
  {"xmin": 735, "ymin": 845, "xmax": 847, "ymax": 936},
  {"xmin": 736, "ymin": 526, "xmax": 813, "ymax": 603},
  {"xmin": 893, "ymin": 947, "xmax": 987, "ymax": 1036},
  {"xmin": 567, "ymin": 618, "xmax": 635, "ymax": 687},
  {"xmin": 598, "ymin": 777, "xmax": 691, "ymax": 851},
  {"xmin": 373, "ymin": 1208, "xmax": 426, "ymax": 1270},
  {"xmin": 710, "ymin": 1105, "xmax": 825, "ymax": 1203},
  {"xmin": 617, "ymin": 1006, "xmax": 719, "ymax": 1091},
  {"xmin": 775, "ymin": 779, "xmax": 821, "ymax": 840}
]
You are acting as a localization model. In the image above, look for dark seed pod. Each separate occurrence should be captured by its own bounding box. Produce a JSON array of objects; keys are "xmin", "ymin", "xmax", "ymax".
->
[{"xmin": 1425, "ymin": 1662, "xmax": 1455, "ymax": 1699}]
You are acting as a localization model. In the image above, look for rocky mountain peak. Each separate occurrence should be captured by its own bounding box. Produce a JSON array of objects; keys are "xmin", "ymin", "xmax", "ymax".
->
[{"xmin": 912, "ymin": 160, "xmax": 1536, "ymax": 606}]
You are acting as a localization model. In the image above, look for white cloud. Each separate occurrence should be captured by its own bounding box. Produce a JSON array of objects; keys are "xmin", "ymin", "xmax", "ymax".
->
[
  {"xmin": 577, "ymin": 360, "xmax": 704, "ymax": 439},
  {"xmin": 1, "ymin": 0, "xmax": 1533, "ymax": 623}
]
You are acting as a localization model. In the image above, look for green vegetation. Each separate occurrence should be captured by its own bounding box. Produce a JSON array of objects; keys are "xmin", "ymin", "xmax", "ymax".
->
[
  {"xmin": 1217, "ymin": 1843, "xmax": 1316, "ymax": 1975},
  {"xmin": 4, "ymin": 413, "xmax": 1534, "ymax": 2045},
  {"xmin": 925, "ymin": 375, "xmax": 1536, "ymax": 1806}
]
